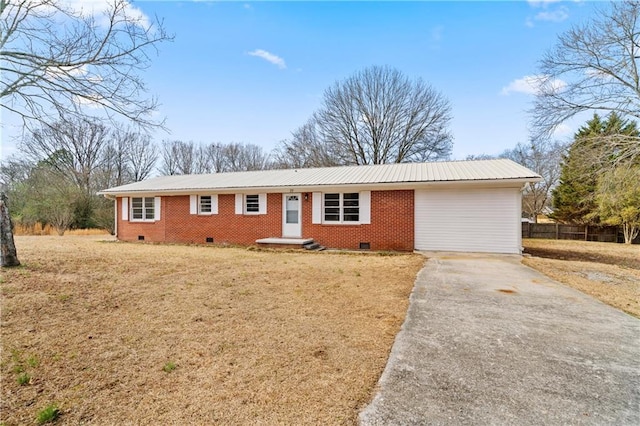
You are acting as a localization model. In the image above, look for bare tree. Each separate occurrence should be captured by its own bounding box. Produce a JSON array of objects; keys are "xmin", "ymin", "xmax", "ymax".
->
[
  {"xmin": 159, "ymin": 140, "xmax": 272, "ymax": 175},
  {"xmin": 308, "ymin": 66, "xmax": 452, "ymax": 165},
  {"xmin": 0, "ymin": 156, "xmax": 32, "ymax": 192},
  {"xmin": 532, "ymin": 0, "xmax": 640, "ymax": 165},
  {"xmin": 159, "ymin": 140, "xmax": 197, "ymax": 175},
  {"xmin": 272, "ymin": 117, "xmax": 341, "ymax": 168},
  {"xmin": 34, "ymin": 168, "xmax": 78, "ymax": 236},
  {"xmin": 19, "ymin": 116, "xmax": 117, "ymax": 229},
  {"xmin": 223, "ymin": 143, "xmax": 244, "ymax": 172},
  {"xmin": 500, "ymin": 140, "xmax": 566, "ymax": 222},
  {"xmin": 1, "ymin": 0, "xmax": 171, "ymax": 257},
  {"xmin": 464, "ymin": 153, "xmax": 498, "ymax": 161},
  {"xmin": 173, "ymin": 141, "xmax": 197, "ymax": 174},
  {"xmin": 158, "ymin": 140, "xmax": 179, "ymax": 175},
  {"xmin": 228, "ymin": 143, "xmax": 270, "ymax": 171},
  {"xmin": 193, "ymin": 144, "xmax": 214, "ymax": 174},
  {"xmin": 102, "ymin": 130, "xmax": 130, "ymax": 188},
  {"xmin": 204, "ymin": 142, "xmax": 229, "ymax": 173},
  {"xmin": 101, "ymin": 127, "xmax": 157, "ymax": 187},
  {"xmin": 0, "ymin": 0, "xmax": 172, "ymax": 130},
  {"xmin": 21, "ymin": 116, "xmax": 110, "ymax": 196},
  {"xmin": 123, "ymin": 131, "xmax": 157, "ymax": 182}
]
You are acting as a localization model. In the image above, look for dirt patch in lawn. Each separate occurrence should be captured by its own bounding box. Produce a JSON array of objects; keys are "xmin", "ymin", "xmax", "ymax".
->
[
  {"xmin": 522, "ymin": 239, "xmax": 639, "ymax": 318},
  {"xmin": 1, "ymin": 236, "xmax": 424, "ymax": 425}
]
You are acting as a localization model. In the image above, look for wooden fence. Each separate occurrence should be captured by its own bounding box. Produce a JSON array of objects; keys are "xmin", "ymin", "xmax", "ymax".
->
[{"xmin": 521, "ymin": 222, "xmax": 638, "ymax": 243}]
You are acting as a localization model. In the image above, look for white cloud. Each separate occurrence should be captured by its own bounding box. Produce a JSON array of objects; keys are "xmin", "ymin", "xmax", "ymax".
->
[
  {"xmin": 534, "ymin": 7, "xmax": 569, "ymax": 23},
  {"xmin": 59, "ymin": 0, "xmax": 151, "ymax": 29},
  {"xmin": 525, "ymin": 0, "xmax": 570, "ymax": 27},
  {"xmin": 527, "ymin": 0, "xmax": 562, "ymax": 8},
  {"xmin": 500, "ymin": 75, "xmax": 566, "ymax": 96},
  {"xmin": 247, "ymin": 49, "xmax": 287, "ymax": 69}
]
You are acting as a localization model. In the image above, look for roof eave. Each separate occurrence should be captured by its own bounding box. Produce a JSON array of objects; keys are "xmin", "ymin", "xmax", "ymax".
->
[{"xmin": 98, "ymin": 176, "xmax": 542, "ymax": 197}]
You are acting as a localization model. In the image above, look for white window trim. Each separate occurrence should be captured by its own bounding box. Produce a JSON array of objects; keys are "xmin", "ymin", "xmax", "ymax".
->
[
  {"xmin": 245, "ymin": 194, "xmax": 260, "ymax": 215},
  {"xmin": 191, "ymin": 194, "xmax": 218, "ymax": 215},
  {"xmin": 235, "ymin": 193, "xmax": 267, "ymax": 215},
  {"xmin": 319, "ymin": 191, "xmax": 370, "ymax": 225},
  {"xmin": 130, "ymin": 196, "xmax": 158, "ymax": 222}
]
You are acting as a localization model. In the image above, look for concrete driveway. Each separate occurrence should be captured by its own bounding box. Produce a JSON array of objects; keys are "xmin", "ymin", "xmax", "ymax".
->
[{"xmin": 360, "ymin": 253, "xmax": 640, "ymax": 425}]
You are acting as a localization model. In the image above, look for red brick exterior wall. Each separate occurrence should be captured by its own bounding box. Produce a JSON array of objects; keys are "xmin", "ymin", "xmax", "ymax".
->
[
  {"xmin": 303, "ymin": 190, "xmax": 414, "ymax": 251},
  {"xmin": 116, "ymin": 197, "xmax": 167, "ymax": 242},
  {"xmin": 116, "ymin": 190, "xmax": 415, "ymax": 251}
]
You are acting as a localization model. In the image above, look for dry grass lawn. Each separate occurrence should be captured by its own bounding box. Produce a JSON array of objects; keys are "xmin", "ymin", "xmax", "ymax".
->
[
  {"xmin": 522, "ymin": 239, "xmax": 640, "ymax": 318},
  {"xmin": 1, "ymin": 236, "xmax": 424, "ymax": 425}
]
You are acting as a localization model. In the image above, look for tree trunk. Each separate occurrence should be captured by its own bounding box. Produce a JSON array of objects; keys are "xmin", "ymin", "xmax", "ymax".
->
[
  {"xmin": 1, "ymin": 192, "xmax": 21, "ymax": 267},
  {"xmin": 622, "ymin": 223, "xmax": 639, "ymax": 245}
]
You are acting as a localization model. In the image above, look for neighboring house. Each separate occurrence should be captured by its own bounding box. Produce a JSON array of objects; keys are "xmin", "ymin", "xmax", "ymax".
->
[{"xmin": 98, "ymin": 159, "xmax": 541, "ymax": 254}]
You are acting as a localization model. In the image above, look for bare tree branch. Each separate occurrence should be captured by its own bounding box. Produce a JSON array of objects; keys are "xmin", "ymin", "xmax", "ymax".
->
[
  {"xmin": 532, "ymin": 0, "xmax": 640, "ymax": 163},
  {"xmin": 21, "ymin": 116, "xmax": 110, "ymax": 196},
  {"xmin": 500, "ymin": 139, "xmax": 567, "ymax": 222},
  {"xmin": 0, "ymin": 0, "xmax": 172, "ymax": 131},
  {"xmin": 158, "ymin": 140, "xmax": 271, "ymax": 175},
  {"xmin": 280, "ymin": 66, "xmax": 452, "ymax": 167},
  {"xmin": 272, "ymin": 117, "xmax": 341, "ymax": 169}
]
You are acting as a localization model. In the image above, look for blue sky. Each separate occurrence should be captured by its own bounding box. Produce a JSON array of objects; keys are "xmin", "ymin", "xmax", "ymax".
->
[{"xmin": 1, "ymin": 0, "xmax": 601, "ymax": 161}]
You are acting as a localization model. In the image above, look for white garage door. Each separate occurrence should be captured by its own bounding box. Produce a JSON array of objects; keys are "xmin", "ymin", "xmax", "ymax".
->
[{"xmin": 415, "ymin": 187, "xmax": 521, "ymax": 254}]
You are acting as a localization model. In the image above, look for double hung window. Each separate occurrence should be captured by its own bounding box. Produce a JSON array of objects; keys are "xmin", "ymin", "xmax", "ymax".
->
[
  {"xmin": 323, "ymin": 193, "xmax": 359, "ymax": 223},
  {"xmin": 245, "ymin": 194, "xmax": 260, "ymax": 213},
  {"xmin": 131, "ymin": 197, "xmax": 155, "ymax": 221},
  {"xmin": 199, "ymin": 196, "xmax": 212, "ymax": 214}
]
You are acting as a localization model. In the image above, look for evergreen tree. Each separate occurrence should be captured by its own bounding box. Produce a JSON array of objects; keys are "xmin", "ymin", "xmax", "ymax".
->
[{"xmin": 551, "ymin": 113, "xmax": 639, "ymax": 224}]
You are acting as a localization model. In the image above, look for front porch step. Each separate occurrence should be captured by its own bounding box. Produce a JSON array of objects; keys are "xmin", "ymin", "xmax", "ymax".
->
[
  {"xmin": 303, "ymin": 242, "xmax": 326, "ymax": 251},
  {"xmin": 256, "ymin": 237, "xmax": 320, "ymax": 250}
]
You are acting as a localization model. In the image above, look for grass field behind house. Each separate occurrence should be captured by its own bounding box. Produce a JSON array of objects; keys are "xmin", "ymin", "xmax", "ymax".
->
[
  {"xmin": 1, "ymin": 236, "xmax": 424, "ymax": 425},
  {"xmin": 523, "ymin": 239, "xmax": 640, "ymax": 318},
  {"xmin": 12, "ymin": 223, "xmax": 109, "ymax": 236}
]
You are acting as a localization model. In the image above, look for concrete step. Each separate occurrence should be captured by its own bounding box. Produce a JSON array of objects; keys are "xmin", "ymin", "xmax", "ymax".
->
[
  {"xmin": 304, "ymin": 242, "xmax": 326, "ymax": 251},
  {"xmin": 256, "ymin": 237, "xmax": 319, "ymax": 250}
]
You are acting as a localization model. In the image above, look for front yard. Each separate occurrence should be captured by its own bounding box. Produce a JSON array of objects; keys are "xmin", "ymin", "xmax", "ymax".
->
[
  {"xmin": 1, "ymin": 236, "xmax": 424, "ymax": 425},
  {"xmin": 523, "ymin": 239, "xmax": 639, "ymax": 318}
]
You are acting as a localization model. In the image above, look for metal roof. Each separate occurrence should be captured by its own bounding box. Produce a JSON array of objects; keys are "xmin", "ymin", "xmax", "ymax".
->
[{"xmin": 98, "ymin": 159, "xmax": 542, "ymax": 196}]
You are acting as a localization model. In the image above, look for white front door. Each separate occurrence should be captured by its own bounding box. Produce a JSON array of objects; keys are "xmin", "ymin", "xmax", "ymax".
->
[{"xmin": 282, "ymin": 193, "xmax": 302, "ymax": 238}]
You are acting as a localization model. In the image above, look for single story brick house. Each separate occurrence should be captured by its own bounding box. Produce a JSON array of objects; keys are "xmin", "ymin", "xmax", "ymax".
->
[{"xmin": 98, "ymin": 159, "xmax": 541, "ymax": 254}]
